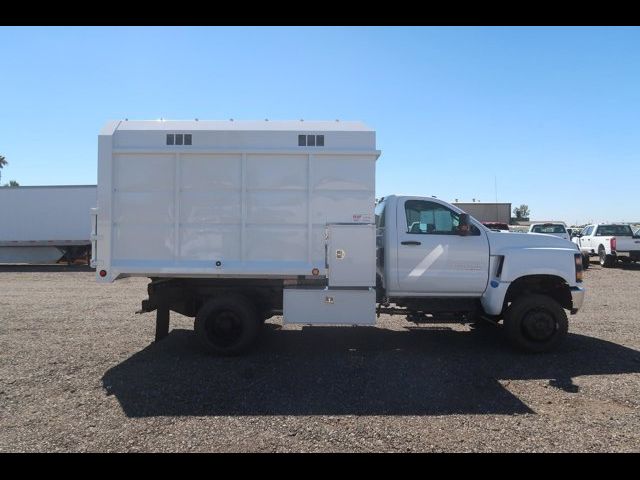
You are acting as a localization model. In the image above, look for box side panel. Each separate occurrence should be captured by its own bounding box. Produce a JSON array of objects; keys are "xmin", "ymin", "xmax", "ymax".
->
[
  {"xmin": 179, "ymin": 154, "xmax": 242, "ymax": 262},
  {"xmin": 111, "ymin": 153, "xmax": 176, "ymax": 263},
  {"xmin": 101, "ymin": 144, "xmax": 376, "ymax": 279},
  {"xmin": 311, "ymin": 155, "xmax": 375, "ymax": 225},
  {"xmin": 244, "ymin": 154, "xmax": 309, "ymax": 265}
]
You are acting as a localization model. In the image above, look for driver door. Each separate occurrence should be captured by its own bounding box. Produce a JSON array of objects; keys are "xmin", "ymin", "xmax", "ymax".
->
[
  {"xmin": 396, "ymin": 198, "xmax": 489, "ymax": 295},
  {"xmin": 579, "ymin": 226, "xmax": 593, "ymax": 251}
]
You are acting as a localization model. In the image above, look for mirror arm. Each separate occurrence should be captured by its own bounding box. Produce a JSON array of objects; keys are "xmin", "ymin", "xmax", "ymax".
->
[{"xmin": 458, "ymin": 213, "xmax": 470, "ymax": 236}]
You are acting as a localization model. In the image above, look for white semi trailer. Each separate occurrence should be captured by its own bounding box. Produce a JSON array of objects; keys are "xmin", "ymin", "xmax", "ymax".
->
[
  {"xmin": 0, "ymin": 185, "xmax": 96, "ymax": 264},
  {"xmin": 94, "ymin": 120, "xmax": 585, "ymax": 354}
]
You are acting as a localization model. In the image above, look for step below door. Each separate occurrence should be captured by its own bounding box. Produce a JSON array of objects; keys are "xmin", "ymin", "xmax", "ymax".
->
[{"xmin": 283, "ymin": 288, "xmax": 375, "ymax": 325}]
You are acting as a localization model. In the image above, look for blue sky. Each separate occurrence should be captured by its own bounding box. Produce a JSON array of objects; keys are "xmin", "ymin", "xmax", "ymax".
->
[{"xmin": 0, "ymin": 26, "xmax": 638, "ymax": 224}]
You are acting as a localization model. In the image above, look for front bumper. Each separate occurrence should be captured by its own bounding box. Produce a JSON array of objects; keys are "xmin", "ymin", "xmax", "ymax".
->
[{"xmin": 570, "ymin": 286, "xmax": 586, "ymax": 314}]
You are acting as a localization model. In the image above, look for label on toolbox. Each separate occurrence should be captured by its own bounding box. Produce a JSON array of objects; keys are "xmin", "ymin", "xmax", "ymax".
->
[{"xmin": 352, "ymin": 214, "xmax": 373, "ymax": 223}]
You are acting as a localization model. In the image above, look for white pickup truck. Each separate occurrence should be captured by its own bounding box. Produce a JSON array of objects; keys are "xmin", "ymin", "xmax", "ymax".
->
[
  {"xmin": 94, "ymin": 120, "xmax": 586, "ymax": 355},
  {"xmin": 528, "ymin": 222, "xmax": 570, "ymax": 241},
  {"xmin": 573, "ymin": 224, "xmax": 640, "ymax": 268}
]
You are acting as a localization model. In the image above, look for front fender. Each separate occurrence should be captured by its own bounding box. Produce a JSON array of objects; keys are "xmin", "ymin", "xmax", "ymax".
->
[
  {"xmin": 499, "ymin": 247, "xmax": 577, "ymax": 285},
  {"xmin": 481, "ymin": 280, "xmax": 510, "ymax": 315}
]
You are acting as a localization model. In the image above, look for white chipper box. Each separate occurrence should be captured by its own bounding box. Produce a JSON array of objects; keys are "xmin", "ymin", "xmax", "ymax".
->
[{"xmin": 94, "ymin": 120, "xmax": 379, "ymax": 283}]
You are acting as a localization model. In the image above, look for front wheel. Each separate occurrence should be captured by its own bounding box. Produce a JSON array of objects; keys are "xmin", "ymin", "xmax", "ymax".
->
[
  {"xmin": 582, "ymin": 254, "xmax": 590, "ymax": 269},
  {"xmin": 504, "ymin": 294, "xmax": 568, "ymax": 353}
]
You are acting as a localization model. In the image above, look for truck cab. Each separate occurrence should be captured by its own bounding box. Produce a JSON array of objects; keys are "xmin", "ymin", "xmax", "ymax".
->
[{"xmin": 375, "ymin": 195, "xmax": 585, "ymax": 352}]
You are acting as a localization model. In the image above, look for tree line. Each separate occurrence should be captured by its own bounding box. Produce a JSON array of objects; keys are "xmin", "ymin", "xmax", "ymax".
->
[{"xmin": 0, "ymin": 155, "xmax": 19, "ymax": 187}]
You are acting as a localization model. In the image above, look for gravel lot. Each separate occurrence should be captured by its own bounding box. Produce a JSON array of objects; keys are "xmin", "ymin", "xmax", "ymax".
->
[{"xmin": 1, "ymin": 262, "xmax": 639, "ymax": 452}]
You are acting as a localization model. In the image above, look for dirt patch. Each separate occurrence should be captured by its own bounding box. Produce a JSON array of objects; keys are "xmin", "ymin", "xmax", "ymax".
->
[{"xmin": 1, "ymin": 264, "xmax": 639, "ymax": 452}]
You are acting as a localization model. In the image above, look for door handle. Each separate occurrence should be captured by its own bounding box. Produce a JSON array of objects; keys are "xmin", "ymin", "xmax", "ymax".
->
[{"xmin": 401, "ymin": 241, "xmax": 422, "ymax": 246}]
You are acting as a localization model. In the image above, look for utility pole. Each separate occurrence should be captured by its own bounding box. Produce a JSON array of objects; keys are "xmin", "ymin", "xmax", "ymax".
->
[{"xmin": 495, "ymin": 175, "xmax": 498, "ymax": 221}]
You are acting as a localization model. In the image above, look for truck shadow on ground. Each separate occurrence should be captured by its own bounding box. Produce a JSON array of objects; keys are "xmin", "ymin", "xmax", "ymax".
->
[
  {"xmin": 102, "ymin": 324, "xmax": 640, "ymax": 417},
  {"xmin": 619, "ymin": 263, "xmax": 640, "ymax": 271}
]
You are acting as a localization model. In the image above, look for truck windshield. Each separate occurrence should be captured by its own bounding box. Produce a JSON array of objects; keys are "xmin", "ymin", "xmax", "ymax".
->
[
  {"xmin": 532, "ymin": 224, "xmax": 566, "ymax": 234},
  {"xmin": 596, "ymin": 225, "xmax": 633, "ymax": 236}
]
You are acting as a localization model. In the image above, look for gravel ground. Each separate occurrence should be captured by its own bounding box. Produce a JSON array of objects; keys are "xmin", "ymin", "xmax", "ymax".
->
[{"xmin": 1, "ymin": 262, "xmax": 639, "ymax": 452}]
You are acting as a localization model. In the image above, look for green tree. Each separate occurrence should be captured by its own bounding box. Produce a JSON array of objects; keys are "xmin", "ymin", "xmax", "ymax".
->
[
  {"xmin": 0, "ymin": 156, "xmax": 19, "ymax": 186},
  {"xmin": 513, "ymin": 204, "xmax": 531, "ymax": 219},
  {"xmin": 0, "ymin": 155, "xmax": 6, "ymax": 184}
]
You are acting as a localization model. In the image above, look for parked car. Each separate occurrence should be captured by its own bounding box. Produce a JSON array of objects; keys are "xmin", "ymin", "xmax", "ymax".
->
[
  {"xmin": 572, "ymin": 223, "xmax": 640, "ymax": 268},
  {"xmin": 482, "ymin": 221, "xmax": 510, "ymax": 232},
  {"xmin": 528, "ymin": 222, "xmax": 570, "ymax": 242}
]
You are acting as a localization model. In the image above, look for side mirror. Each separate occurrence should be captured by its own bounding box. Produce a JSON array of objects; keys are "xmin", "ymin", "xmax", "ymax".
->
[{"xmin": 458, "ymin": 213, "xmax": 470, "ymax": 236}]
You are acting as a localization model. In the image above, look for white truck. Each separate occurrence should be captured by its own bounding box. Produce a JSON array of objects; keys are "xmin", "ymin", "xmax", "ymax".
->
[
  {"xmin": 528, "ymin": 222, "xmax": 570, "ymax": 241},
  {"xmin": 572, "ymin": 223, "xmax": 640, "ymax": 268},
  {"xmin": 93, "ymin": 120, "xmax": 585, "ymax": 355},
  {"xmin": 0, "ymin": 185, "xmax": 96, "ymax": 264}
]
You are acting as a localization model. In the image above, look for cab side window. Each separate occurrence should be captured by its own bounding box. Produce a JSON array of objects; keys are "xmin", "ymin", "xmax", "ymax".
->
[{"xmin": 404, "ymin": 200, "xmax": 479, "ymax": 236}]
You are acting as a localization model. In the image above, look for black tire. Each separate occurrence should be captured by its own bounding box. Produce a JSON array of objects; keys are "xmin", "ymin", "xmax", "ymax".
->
[
  {"xmin": 582, "ymin": 254, "xmax": 590, "ymax": 269},
  {"xmin": 194, "ymin": 295, "xmax": 260, "ymax": 356},
  {"xmin": 598, "ymin": 246, "xmax": 615, "ymax": 268},
  {"xmin": 504, "ymin": 294, "xmax": 568, "ymax": 353}
]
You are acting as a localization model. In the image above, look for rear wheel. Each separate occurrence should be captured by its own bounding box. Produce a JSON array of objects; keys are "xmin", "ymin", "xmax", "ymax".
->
[
  {"xmin": 194, "ymin": 295, "xmax": 260, "ymax": 356},
  {"xmin": 504, "ymin": 294, "xmax": 568, "ymax": 353},
  {"xmin": 599, "ymin": 247, "xmax": 615, "ymax": 268}
]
